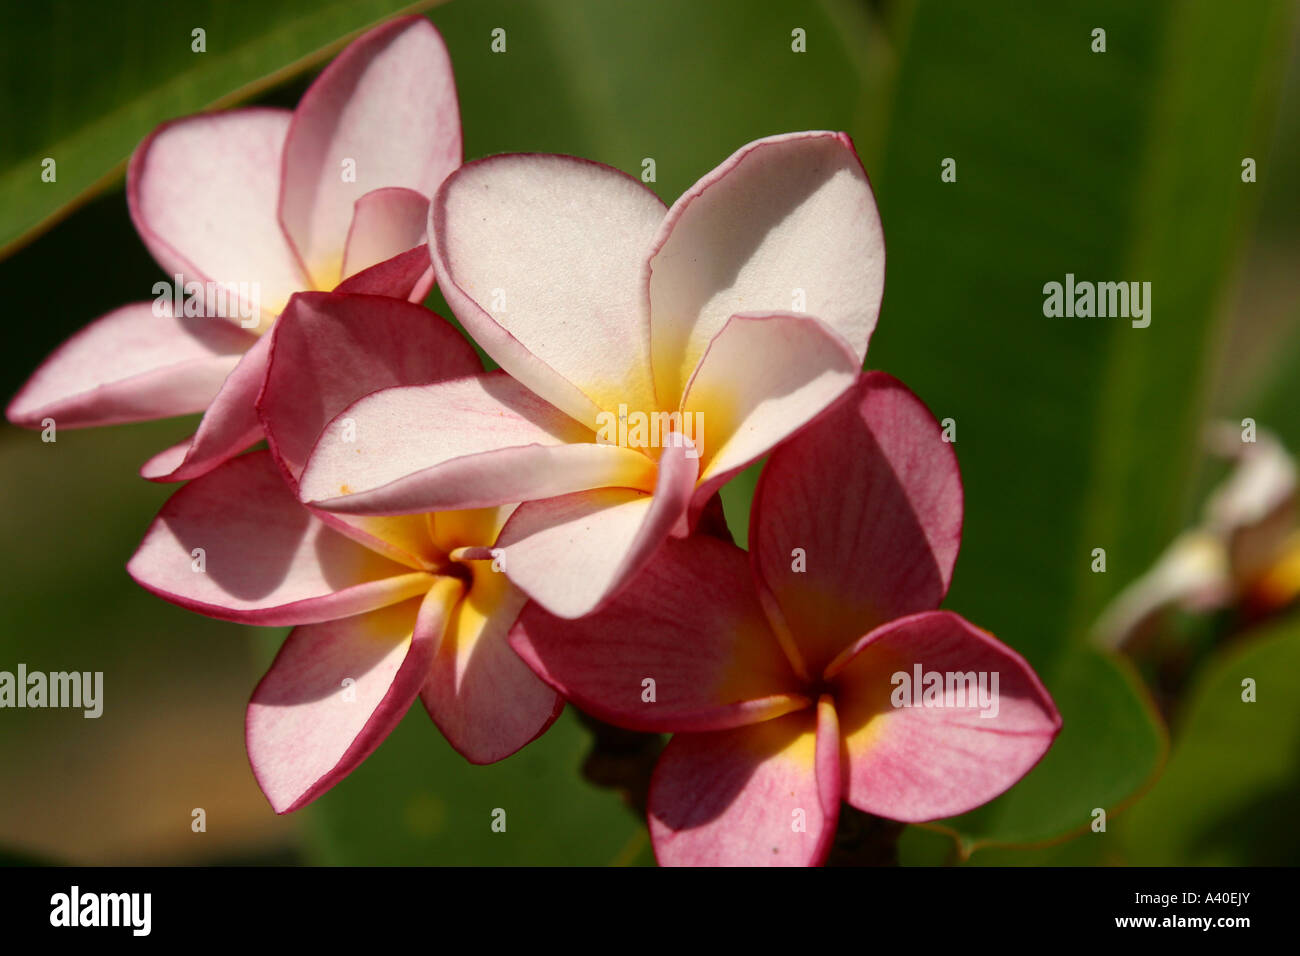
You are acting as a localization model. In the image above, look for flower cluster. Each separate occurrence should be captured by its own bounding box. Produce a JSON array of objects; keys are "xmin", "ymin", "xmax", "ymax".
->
[{"xmin": 7, "ymin": 16, "xmax": 1060, "ymax": 865}]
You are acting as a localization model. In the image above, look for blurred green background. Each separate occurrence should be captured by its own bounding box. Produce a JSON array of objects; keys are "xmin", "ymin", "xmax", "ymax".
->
[{"xmin": 1, "ymin": 0, "xmax": 1297, "ymax": 865}]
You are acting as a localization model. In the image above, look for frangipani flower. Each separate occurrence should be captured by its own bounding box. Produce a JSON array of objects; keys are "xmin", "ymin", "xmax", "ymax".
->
[
  {"xmin": 510, "ymin": 373, "xmax": 1061, "ymax": 866},
  {"xmin": 298, "ymin": 131, "xmax": 886, "ymax": 619},
  {"xmin": 7, "ymin": 16, "xmax": 461, "ymax": 483},
  {"xmin": 127, "ymin": 292, "xmax": 560, "ymax": 812},
  {"xmin": 1094, "ymin": 421, "xmax": 1300, "ymax": 649}
]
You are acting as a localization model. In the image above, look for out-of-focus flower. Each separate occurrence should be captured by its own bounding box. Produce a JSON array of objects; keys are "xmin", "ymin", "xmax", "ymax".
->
[
  {"xmin": 7, "ymin": 16, "xmax": 461, "ymax": 483},
  {"xmin": 299, "ymin": 131, "xmax": 886, "ymax": 619},
  {"xmin": 510, "ymin": 373, "xmax": 1061, "ymax": 866},
  {"xmin": 1093, "ymin": 421, "xmax": 1300, "ymax": 650},
  {"xmin": 126, "ymin": 293, "xmax": 560, "ymax": 812}
]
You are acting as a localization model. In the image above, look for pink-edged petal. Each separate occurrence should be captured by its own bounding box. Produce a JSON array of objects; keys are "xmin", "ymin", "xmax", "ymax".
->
[
  {"xmin": 258, "ymin": 291, "xmax": 480, "ymax": 484},
  {"xmin": 128, "ymin": 450, "xmax": 432, "ymax": 625},
  {"xmin": 129, "ymin": 108, "xmax": 308, "ymax": 319},
  {"xmin": 680, "ymin": 311, "xmax": 859, "ymax": 492},
  {"xmin": 334, "ymin": 244, "xmax": 434, "ymax": 302},
  {"xmin": 6, "ymin": 303, "xmax": 252, "ymax": 428},
  {"xmin": 647, "ymin": 131, "xmax": 885, "ymax": 402},
  {"xmin": 827, "ymin": 610, "xmax": 1061, "ymax": 822},
  {"xmin": 257, "ymin": 291, "xmax": 480, "ymax": 568},
  {"xmin": 751, "ymin": 372, "xmax": 963, "ymax": 677},
  {"xmin": 299, "ymin": 372, "xmax": 656, "ymax": 514},
  {"xmin": 421, "ymin": 560, "xmax": 562, "ymax": 763},
  {"xmin": 509, "ymin": 535, "xmax": 806, "ymax": 732},
  {"xmin": 431, "ymin": 153, "xmax": 665, "ymax": 427},
  {"xmin": 494, "ymin": 434, "xmax": 699, "ymax": 619},
  {"xmin": 648, "ymin": 699, "xmax": 839, "ymax": 867},
  {"xmin": 340, "ymin": 187, "xmax": 430, "ymax": 280},
  {"xmin": 138, "ymin": 328, "xmax": 275, "ymax": 482},
  {"xmin": 247, "ymin": 582, "xmax": 455, "ymax": 813},
  {"xmin": 279, "ymin": 16, "xmax": 460, "ymax": 289}
]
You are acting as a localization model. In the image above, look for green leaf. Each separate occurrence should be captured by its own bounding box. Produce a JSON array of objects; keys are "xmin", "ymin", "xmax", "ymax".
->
[
  {"xmin": 864, "ymin": 0, "xmax": 1293, "ymax": 850},
  {"xmin": 0, "ymin": 0, "xmax": 444, "ymax": 258},
  {"xmin": 429, "ymin": 0, "xmax": 861, "ymax": 204},
  {"xmin": 968, "ymin": 613, "xmax": 1300, "ymax": 866},
  {"xmin": 1115, "ymin": 614, "xmax": 1300, "ymax": 865}
]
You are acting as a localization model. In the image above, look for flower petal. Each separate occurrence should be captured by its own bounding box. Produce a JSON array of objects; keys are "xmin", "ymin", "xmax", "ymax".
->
[
  {"xmin": 647, "ymin": 700, "xmax": 839, "ymax": 867},
  {"xmin": 246, "ymin": 583, "xmax": 454, "ymax": 813},
  {"xmin": 647, "ymin": 131, "xmax": 885, "ymax": 402},
  {"xmin": 431, "ymin": 153, "xmax": 665, "ymax": 426},
  {"xmin": 680, "ymin": 311, "xmax": 859, "ymax": 492},
  {"xmin": 128, "ymin": 450, "xmax": 432, "ymax": 625},
  {"xmin": 334, "ymin": 245, "xmax": 434, "ymax": 302},
  {"xmin": 827, "ymin": 610, "xmax": 1061, "ymax": 822},
  {"xmin": 138, "ymin": 437, "xmax": 192, "ymax": 479},
  {"xmin": 6, "ymin": 303, "xmax": 252, "ymax": 428},
  {"xmin": 421, "ymin": 561, "xmax": 562, "ymax": 763},
  {"xmin": 299, "ymin": 372, "xmax": 656, "ymax": 514},
  {"xmin": 751, "ymin": 372, "xmax": 963, "ymax": 677},
  {"xmin": 340, "ymin": 187, "xmax": 430, "ymax": 280},
  {"xmin": 279, "ymin": 16, "xmax": 460, "ymax": 289},
  {"xmin": 128, "ymin": 108, "xmax": 307, "ymax": 319},
  {"xmin": 1091, "ymin": 530, "xmax": 1231, "ymax": 650},
  {"xmin": 258, "ymin": 291, "xmax": 481, "ymax": 567},
  {"xmin": 494, "ymin": 434, "xmax": 699, "ymax": 619},
  {"xmin": 138, "ymin": 328, "xmax": 275, "ymax": 481},
  {"xmin": 258, "ymin": 291, "xmax": 480, "ymax": 484},
  {"xmin": 509, "ymin": 535, "xmax": 807, "ymax": 732}
]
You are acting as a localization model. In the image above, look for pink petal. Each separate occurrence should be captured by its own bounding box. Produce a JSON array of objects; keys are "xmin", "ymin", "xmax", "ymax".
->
[
  {"xmin": 493, "ymin": 434, "xmax": 699, "ymax": 619},
  {"xmin": 648, "ymin": 699, "xmax": 839, "ymax": 867},
  {"xmin": 431, "ymin": 153, "xmax": 665, "ymax": 426},
  {"xmin": 138, "ymin": 437, "xmax": 192, "ymax": 479},
  {"xmin": 334, "ymin": 245, "xmax": 434, "ymax": 302},
  {"xmin": 279, "ymin": 16, "xmax": 460, "ymax": 289},
  {"xmin": 129, "ymin": 108, "xmax": 308, "ymax": 318},
  {"xmin": 340, "ymin": 187, "xmax": 430, "ymax": 280},
  {"xmin": 138, "ymin": 328, "xmax": 275, "ymax": 482},
  {"xmin": 6, "ymin": 303, "xmax": 252, "ymax": 428},
  {"xmin": 128, "ymin": 450, "xmax": 432, "ymax": 625},
  {"xmin": 247, "ymin": 583, "xmax": 454, "ymax": 813},
  {"xmin": 298, "ymin": 372, "xmax": 656, "ymax": 514},
  {"xmin": 646, "ymin": 131, "xmax": 885, "ymax": 402},
  {"xmin": 421, "ymin": 564, "xmax": 562, "ymax": 763},
  {"xmin": 827, "ymin": 610, "xmax": 1061, "ymax": 822},
  {"xmin": 751, "ymin": 372, "xmax": 963, "ymax": 677},
  {"xmin": 258, "ymin": 291, "xmax": 480, "ymax": 569},
  {"xmin": 257, "ymin": 291, "xmax": 480, "ymax": 484},
  {"xmin": 680, "ymin": 311, "xmax": 859, "ymax": 495},
  {"xmin": 509, "ymin": 535, "xmax": 807, "ymax": 732}
]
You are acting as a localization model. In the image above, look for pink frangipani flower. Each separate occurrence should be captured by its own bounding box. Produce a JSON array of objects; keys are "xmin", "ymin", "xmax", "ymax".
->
[
  {"xmin": 509, "ymin": 373, "xmax": 1062, "ymax": 866},
  {"xmin": 298, "ymin": 131, "xmax": 887, "ymax": 619},
  {"xmin": 7, "ymin": 16, "xmax": 461, "ymax": 483},
  {"xmin": 127, "ymin": 292, "xmax": 560, "ymax": 812}
]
